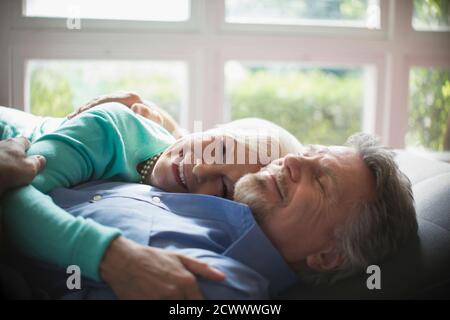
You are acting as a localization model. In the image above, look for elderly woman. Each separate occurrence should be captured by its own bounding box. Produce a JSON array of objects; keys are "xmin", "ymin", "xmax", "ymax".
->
[{"xmin": 0, "ymin": 93, "xmax": 301, "ymax": 299}]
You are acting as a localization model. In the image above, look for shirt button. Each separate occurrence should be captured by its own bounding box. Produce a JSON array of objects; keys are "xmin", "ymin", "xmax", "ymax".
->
[
  {"xmin": 92, "ymin": 194, "xmax": 102, "ymax": 201},
  {"xmin": 152, "ymin": 196, "xmax": 161, "ymax": 203}
]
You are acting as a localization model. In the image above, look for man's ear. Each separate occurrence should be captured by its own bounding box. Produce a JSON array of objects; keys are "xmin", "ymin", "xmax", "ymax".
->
[{"xmin": 306, "ymin": 244, "xmax": 343, "ymax": 272}]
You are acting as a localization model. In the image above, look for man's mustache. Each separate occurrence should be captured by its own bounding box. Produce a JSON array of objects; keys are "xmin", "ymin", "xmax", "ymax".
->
[{"xmin": 256, "ymin": 164, "xmax": 288, "ymax": 202}]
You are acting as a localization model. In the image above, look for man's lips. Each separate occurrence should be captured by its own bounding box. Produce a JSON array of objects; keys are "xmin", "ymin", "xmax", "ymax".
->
[
  {"xmin": 270, "ymin": 174, "xmax": 284, "ymax": 201},
  {"xmin": 261, "ymin": 171, "xmax": 283, "ymax": 201}
]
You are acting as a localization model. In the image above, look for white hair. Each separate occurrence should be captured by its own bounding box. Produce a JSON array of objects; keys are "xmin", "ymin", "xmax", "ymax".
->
[{"xmin": 210, "ymin": 118, "xmax": 303, "ymax": 161}]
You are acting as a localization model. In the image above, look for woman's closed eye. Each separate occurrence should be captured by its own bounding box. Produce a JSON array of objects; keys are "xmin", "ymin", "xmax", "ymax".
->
[
  {"xmin": 222, "ymin": 176, "xmax": 229, "ymax": 198},
  {"xmin": 219, "ymin": 138, "xmax": 227, "ymax": 163}
]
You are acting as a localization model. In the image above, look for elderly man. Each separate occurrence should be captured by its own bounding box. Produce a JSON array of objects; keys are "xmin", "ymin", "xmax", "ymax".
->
[{"xmin": 16, "ymin": 132, "xmax": 417, "ymax": 299}]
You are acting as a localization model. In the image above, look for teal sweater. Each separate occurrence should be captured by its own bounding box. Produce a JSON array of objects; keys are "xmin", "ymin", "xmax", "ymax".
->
[{"xmin": 1, "ymin": 104, "xmax": 175, "ymax": 280}]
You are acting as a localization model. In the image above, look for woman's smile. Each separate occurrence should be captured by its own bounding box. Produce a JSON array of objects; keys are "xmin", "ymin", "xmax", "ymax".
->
[{"xmin": 171, "ymin": 149, "xmax": 188, "ymax": 191}]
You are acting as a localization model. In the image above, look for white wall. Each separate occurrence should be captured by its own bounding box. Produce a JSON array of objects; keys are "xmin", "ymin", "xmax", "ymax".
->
[{"xmin": 0, "ymin": 0, "xmax": 449, "ymax": 147}]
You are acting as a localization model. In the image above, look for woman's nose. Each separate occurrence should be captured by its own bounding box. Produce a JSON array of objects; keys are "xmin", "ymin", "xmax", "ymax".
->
[
  {"xmin": 191, "ymin": 164, "xmax": 222, "ymax": 195},
  {"xmin": 192, "ymin": 163, "xmax": 220, "ymax": 183}
]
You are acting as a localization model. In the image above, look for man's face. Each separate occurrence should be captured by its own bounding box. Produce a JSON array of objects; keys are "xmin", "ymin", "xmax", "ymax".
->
[
  {"xmin": 150, "ymin": 133, "xmax": 263, "ymax": 199},
  {"xmin": 234, "ymin": 145, "xmax": 376, "ymax": 270}
]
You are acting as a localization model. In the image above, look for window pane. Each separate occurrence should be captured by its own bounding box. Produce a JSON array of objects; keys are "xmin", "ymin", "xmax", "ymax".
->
[
  {"xmin": 412, "ymin": 0, "xmax": 450, "ymax": 31},
  {"xmin": 226, "ymin": 62, "xmax": 369, "ymax": 145},
  {"xmin": 225, "ymin": 0, "xmax": 380, "ymax": 29},
  {"xmin": 407, "ymin": 68, "xmax": 450, "ymax": 152},
  {"xmin": 24, "ymin": 0, "xmax": 190, "ymax": 21},
  {"xmin": 27, "ymin": 60, "xmax": 187, "ymax": 122}
]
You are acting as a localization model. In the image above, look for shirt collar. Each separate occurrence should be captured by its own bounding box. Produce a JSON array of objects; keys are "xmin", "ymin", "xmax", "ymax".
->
[{"xmin": 223, "ymin": 210, "xmax": 299, "ymax": 296}]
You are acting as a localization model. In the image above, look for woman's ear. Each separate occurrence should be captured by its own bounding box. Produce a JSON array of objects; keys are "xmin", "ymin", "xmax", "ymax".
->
[{"xmin": 306, "ymin": 244, "xmax": 343, "ymax": 272}]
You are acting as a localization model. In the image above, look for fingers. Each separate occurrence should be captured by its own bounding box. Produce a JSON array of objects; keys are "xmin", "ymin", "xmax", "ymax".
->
[
  {"xmin": 12, "ymin": 136, "xmax": 31, "ymax": 151},
  {"xmin": 0, "ymin": 137, "xmax": 46, "ymax": 190},
  {"xmin": 27, "ymin": 154, "xmax": 46, "ymax": 173},
  {"xmin": 67, "ymin": 102, "xmax": 96, "ymax": 119},
  {"xmin": 68, "ymin": 95, "xmax": 108, "ymax": 119},
  {"xmin": 131, "ymin": 103, "xmax": 164, "ymax": 125},
  {"xmin": 11, "ymin": 136, "xmax": 46, "ymax": 173},
  {"xmin": 181, "ymin": 275, "xmax": 204, "ymax": 300},
  {"xmin": 120, "ymin": 92, "xmax": 143, "ymax": 106},
  {"xmin": 14, "ymin": 155, "xmax": 46, "ymax": 185},
  {"xmin": 178, "ymin": 255, "xmax": 226, "ymax": 282},
  {"xmin": 68, "ymin": 92, "xmax": 144, "ymax": 119}
]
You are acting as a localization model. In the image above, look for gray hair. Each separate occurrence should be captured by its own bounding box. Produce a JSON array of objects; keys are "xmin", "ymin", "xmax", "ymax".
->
[{"xmin": 300, "ymin": 132, "xmax": 418, "ymax": 285}]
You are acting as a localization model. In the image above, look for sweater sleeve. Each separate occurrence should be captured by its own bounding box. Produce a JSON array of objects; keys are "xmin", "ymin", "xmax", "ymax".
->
[
  {"xmin": 2, "ymin": 186, "xmax": 120, "ymax": 280},
  {"xmin": 1, "ymin": 103, "xmax": 175, "ymax": 280}
]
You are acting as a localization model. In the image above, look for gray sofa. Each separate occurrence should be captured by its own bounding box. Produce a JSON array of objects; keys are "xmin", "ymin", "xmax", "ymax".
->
[{"xmin": 281, "ymin": 150, "xmax": 450, "ymax": 299}]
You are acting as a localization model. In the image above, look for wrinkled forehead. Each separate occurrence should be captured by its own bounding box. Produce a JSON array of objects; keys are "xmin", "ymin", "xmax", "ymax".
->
[
  {"xmin": 318, "ymin": 144, "xmax": 375, "ymax": 201},
  {"xmin": 304, "ymin": 144, "xmax": 357, "ymax": 158},
  {"xmin": 304, "ymin": 143, "xmax": 371, "ymax": 182}
]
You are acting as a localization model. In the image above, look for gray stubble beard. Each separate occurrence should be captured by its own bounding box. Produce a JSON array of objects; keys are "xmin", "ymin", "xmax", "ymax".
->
[{"xmin": 234, "ymin": 165, "xmax": 286, "ymax": 225}]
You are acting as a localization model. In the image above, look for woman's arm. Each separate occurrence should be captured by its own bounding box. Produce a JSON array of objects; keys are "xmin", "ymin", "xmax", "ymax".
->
[
  {"xmin": 0, "ymin": 106, "xmax": 64, "ymax": 142},
  {"xmin": 68, "ymin": 92, "xmax": 189, "ymax": 139},
  {"xmin": 2, "ymin": 104, "xmax": 174, "ymax": 279},
  {"xmin": 2, "ymin": 185, "xmax": 120, "ymax": 280}
]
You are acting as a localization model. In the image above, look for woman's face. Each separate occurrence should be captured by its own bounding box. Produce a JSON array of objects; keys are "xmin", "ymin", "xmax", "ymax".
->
[{"xmin": 149, "ymin": 132, "xmax": 263, "ymax": 199}]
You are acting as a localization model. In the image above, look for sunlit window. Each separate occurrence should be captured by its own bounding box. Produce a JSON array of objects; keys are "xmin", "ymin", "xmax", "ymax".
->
[
  {"xmin": 24, "ymin": 0, "xmax": 190, "ymax": 21},
  {"xmin": 225, "ymin": 61, "xmax": 372, "ymax": 145},
  {"xmin": 26, "ymin": 60, "xmax": 187, "ymax": 122},
  {"xmin": 407, "ymin": 67, "xmax": 450, "ymax": 152},
  {"xmin": 412, "ymin": 0, "xmax": 450, "ymax": 31},
  {"xmin": 225, "ymin": 0, "xmax": 380, "ymax": 29}
]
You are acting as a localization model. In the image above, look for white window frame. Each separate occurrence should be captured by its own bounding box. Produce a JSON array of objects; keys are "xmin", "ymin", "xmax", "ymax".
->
[
  {"xmin": 1, "ymin": 0, "xmax": 449, "ymax": 148},
  {"xmin": 12, "ymin": 0, "xmax": 202, "ymax": 32},
  {"xmin": 219, "ymin": 0, "xmax": 390, "ymax": 39}
]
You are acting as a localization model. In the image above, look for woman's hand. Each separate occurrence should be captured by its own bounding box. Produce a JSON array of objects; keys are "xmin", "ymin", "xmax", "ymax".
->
[
  {"xmin": 68, "ymin": 92, "xmax": 187, "ymax": 138},
  {"xmin": 67, "ymin": 92, "xmax": 164, "ymax": 126}
]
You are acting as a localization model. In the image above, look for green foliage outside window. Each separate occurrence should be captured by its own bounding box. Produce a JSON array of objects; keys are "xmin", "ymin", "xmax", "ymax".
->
[
  {"xmin": 229, "ymin": 68, "xmax": 363, "ymax": 146},
  {"xmin": 30, "ymin": 66, "xmax": 73, "ymax": 117},
  {"xmin": 29, "ymin": 62, "xmax": 450, "ymax": 151},
  {"xmin": 413, "ymin": 0, "xmax": 450, "ymax": 30},
  {"xmin": 29, "ymin": 62, "xmax": 183, "ymax": 121},
  {"xmin": 408, "ymin": 68, "xmax": 450, "ymax": 151}
]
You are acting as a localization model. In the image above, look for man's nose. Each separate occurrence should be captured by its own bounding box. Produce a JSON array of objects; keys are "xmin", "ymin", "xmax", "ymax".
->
[{"xmin": 283, "ymin": 153, "xmax": 319, "ymax": 183}]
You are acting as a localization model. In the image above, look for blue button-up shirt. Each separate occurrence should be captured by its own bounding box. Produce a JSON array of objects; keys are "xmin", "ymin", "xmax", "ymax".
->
[{"xmin": 43, "ymin": 180, "xmax": 298, "ymax": 299}]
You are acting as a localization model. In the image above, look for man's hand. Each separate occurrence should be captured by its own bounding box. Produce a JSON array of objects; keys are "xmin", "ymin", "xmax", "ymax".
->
[
  {"xmin": 0, "ymin": 137, "xmax": 46, "ymax": 195},
  {"xmin": 100, "ymin": 236, "xmax": 225, "ymax": 300}
]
